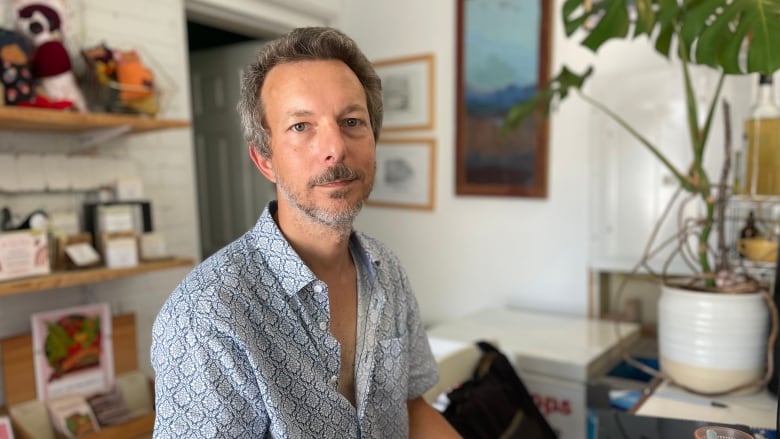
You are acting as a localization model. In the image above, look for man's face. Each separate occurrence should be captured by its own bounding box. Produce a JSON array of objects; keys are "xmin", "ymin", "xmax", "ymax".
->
[{"xmin": 252, "ymin": 59, "xmax": 376, "ymax": 228}]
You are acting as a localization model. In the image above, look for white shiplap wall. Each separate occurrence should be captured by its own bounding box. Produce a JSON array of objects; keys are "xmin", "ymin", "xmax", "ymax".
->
[
  {"xmin": 0, "ymin": 0, "xmax": 338, "ymax": 409},
  {"xmin": 0, "ymin": 0, "xmax": 198, "ymax": 406}
]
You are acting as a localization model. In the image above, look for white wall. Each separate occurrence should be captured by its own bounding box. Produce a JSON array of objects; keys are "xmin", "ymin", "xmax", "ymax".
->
[
  {"xmin": 0, "ymin": 0, "xmax": 198, "ymax": 405},
  {"xmin": 343, "ymin": 1, "xmax": 755, "ymax": 326},
  {"xmin": 345, "ymin": 1, "xmax": 595, "ymax": 324},
  {"xmin": 0, "ymin": 0, "xmax": 337, "ymax": 408},
  {"xmin": 0, "ymin": 0, "xmax": 758, "ymax": 406}
]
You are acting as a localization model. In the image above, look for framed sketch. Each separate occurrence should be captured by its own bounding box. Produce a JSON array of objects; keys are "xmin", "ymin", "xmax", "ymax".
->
[
  {"xmin": 455, "ymin": 0, "xmax": 552, "ymax": 198},
  {"xmin": 367, "ymin": 138, "xmax": 435, "ymax": 210},
  {"xmin": 373, "ymin": 54, "xmax": 434, "ymax": 131}
]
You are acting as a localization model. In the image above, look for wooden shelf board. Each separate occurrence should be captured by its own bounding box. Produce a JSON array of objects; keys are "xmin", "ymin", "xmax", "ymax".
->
[
  {"xmin": 0, "ymin": 106, "xmax": 190, "ymax": 134},
  {"xmin": 0, "ymin": 258, "xmax": 193, "ymax": 297}
]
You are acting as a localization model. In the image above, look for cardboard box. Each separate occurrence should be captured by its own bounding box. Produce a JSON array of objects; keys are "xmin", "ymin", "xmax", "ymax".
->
[
  {"xmin": 101, "ymin": 232, "xmax": 138, "ymax": 269},
  {"xmin": 1, "ymin": 314, "xmax": 154, "ymax": 439},
  {"xmin": 0, "ymin": 230, "xmax": 50, "ymax": 282}
]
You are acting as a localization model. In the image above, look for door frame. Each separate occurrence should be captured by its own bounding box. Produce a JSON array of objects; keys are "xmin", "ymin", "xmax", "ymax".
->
[{"xmin": 184, "ymin": 0, "xmax": 332, "ymax": 39}]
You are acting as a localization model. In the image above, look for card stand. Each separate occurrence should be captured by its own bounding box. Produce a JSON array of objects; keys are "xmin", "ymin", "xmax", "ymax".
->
[{"xmin": 1, "ymin": 314, "xmax": 155, "ymax": 439}]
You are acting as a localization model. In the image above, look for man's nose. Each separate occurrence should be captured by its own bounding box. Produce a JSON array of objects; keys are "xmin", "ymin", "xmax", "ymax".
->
[{"xmin": 317, "ymin": 122, "xmax": 347, "ymax": 163}]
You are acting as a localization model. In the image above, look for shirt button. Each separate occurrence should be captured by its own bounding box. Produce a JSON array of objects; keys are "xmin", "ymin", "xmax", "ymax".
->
[
  {"xmin": 313, "ymin": 284, "xmax": 323, "ymax": 293},
  {"xmin": 330, "ymin": 375, "xmax": 338, "ymax": 385},
  {"xmin": 319, "ymin": 321, "xmax": 327, "ymax": 331}
]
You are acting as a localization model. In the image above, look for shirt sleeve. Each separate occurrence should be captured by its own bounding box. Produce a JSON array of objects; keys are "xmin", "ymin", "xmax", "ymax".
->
[{"xmin": 151, "ymin": 289, "xmax": 268, "ymax": 438}]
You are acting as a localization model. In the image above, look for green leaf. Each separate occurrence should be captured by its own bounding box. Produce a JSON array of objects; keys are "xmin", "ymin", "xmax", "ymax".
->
[
  {"xmin": 502, "ymin": 67, "xmax": 593, "ymax": 134},
  {"xmin": 633, "ymin": 0, "xmax": 657, "ymax": 36},
  {"xmin": 678, "ymin": 0, "xmax": 780, "ymax": 74}
]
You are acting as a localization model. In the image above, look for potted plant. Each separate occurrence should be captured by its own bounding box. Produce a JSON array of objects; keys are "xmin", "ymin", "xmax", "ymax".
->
[{"xmin": 504, "ymin": 0, "xmax": 780, "ymax": 395}]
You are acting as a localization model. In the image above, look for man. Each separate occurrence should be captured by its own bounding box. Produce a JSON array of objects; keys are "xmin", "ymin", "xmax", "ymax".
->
[{"xmin": 151, "ymin": 27, "xmax": 461, "ymax": 438}]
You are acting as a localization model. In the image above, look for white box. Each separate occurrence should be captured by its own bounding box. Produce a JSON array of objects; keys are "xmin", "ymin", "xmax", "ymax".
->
[
  {"xmin": 0, "ymin": 230, "xmax": 50, "ymax": 281},
  {"xmin": 103, "ymin": 233, "xmax": 139, "ymax": 269},
  {"xmin": 97, "ymin": 205, "xmax": 135, "ymax": 233},
  {"xmin": 427, "ymin": 308, "xmax": 640, "ymax": 439},
  {"xmin": 139, "ymin": 232, "xmax": 168, "ymax": 261}
]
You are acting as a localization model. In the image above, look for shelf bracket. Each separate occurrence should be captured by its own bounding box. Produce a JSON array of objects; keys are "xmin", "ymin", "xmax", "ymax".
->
[{"xmin": 78, "ymin": 125, "xmax": 132, "ymax": 150}]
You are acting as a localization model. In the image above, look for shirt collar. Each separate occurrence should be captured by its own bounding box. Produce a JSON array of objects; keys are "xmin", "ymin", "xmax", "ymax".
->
[{"xmin": 252, "ymin": 201, "xmax": 379, "ymax": 296}]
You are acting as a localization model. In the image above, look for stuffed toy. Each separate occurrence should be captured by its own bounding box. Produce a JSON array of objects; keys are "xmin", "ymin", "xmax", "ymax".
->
[
  {"xmin": 115, "ymin": 50, "xmax": 158, "ymax": 115},
  {"xmin": 82, "ymin": 44, "xmax": 159, "ymax": 115},
  {"xmin": 14, "ymin": 0, "xmax": 87, "ymax": 112},
  {"xmin": 0, "ymin": 28, "xmax": 34, "ymax": 106}
]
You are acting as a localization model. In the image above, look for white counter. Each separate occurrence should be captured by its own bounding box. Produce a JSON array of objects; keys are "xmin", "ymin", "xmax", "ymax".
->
[
  {"xmin": 635, "ymin": 380, "xmax": 777, "ymax": 431},
  {"xmin": 427, "ymin": 307, "xmax": 641, "ymax": 382},
  {"xmin": 426, "ymin": 307, "xmax": 641, "ymax": 439}
]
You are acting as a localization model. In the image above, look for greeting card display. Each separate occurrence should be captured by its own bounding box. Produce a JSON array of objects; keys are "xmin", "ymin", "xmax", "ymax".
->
[{"xmin": 31, "ymin": 303, "xmax": 115, "ymax": 401}]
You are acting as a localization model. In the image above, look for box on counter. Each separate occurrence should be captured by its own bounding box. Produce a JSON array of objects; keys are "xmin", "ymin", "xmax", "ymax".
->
[
  {"xmin": 426, "ymin": 307, "xmax": 641, "ymax": 439},
  {"xmin": 0, "ymin": 230, "xmax": 50, "ymax": 282}
]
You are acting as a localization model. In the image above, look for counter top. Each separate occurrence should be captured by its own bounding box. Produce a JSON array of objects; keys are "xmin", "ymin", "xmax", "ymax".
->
[
  {"xmin": 427, "ymin": 307, "xmax": 641, "ymax": 382},
  {"xmin": 634, "ymin": 380, "xmax": 777, "ymax": 431}
]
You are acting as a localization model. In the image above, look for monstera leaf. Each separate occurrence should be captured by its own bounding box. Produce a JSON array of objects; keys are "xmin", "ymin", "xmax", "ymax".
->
[
  {"xmin": 504, "ymin": 0, "xmax": 780, "ymax": 280},
  {"xmin": 568, "ymin": 0, "xmax": 780, "ymax": 74},
  {"xmin": 506, "ymin": 0, "xmax": 780, "ymax": 127}
]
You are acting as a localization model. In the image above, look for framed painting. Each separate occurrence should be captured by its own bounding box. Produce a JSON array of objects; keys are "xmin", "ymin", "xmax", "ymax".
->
[
  {"xmin": 455, "ymin": 0, "xmax": 552, "ymax": 197},
  {"xmin": 373, "ymin": 54, "xmax": 435, "ymax": 131},
  {"xmin": 367, "ymin": 138, "xmax": 435, "ymax": 210}
]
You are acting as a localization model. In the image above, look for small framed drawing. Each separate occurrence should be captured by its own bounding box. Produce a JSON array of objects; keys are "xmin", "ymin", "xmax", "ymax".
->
[
  {"xmin": 373, "ymin": 54, "xmax": 434, "ymax": 131},
  {"xmin": 368, "ymin": 138, "xmax": 435, "ymax": 211}
]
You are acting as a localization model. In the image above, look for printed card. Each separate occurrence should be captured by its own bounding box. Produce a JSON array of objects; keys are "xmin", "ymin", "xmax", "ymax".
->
[{"xmin": 31, "ymin": 303, "xmax": 115, "ymax": 401}]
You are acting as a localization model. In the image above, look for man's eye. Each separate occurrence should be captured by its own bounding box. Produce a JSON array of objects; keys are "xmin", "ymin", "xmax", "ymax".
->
[
  {"xmin": 343, "ymin": 118, "xmax": 361, "ymax": 128},
  {"xmin": 291, "ymin": 123, "xmax": 307, "ymax": 132}
]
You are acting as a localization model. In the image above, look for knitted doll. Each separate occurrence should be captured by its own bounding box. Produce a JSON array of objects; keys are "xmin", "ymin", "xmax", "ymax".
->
[{"xmin": 14, "ymin": 0, "xmax": 87, "ymax": 112}]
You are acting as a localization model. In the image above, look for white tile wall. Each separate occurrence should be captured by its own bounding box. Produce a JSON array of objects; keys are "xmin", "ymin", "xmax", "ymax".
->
[
  {"xmin": 0, "ymin": 0, "xmax": 198, "ymax": 406},
  {"xmin": 0, "ymin": 0, "xmax": 337, "ymax": 407}
]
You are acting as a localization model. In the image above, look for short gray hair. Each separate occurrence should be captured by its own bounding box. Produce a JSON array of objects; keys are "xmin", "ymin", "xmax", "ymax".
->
[{"xmin": 237, "ymin": 27, "xmax": 383, "ymax": 158}]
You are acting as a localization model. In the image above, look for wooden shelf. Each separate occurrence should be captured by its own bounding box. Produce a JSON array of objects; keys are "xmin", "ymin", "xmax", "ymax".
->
[
  {"xmin": 0, "ymin": 106, "xmax": 190, "ymax": 134},
  {"xmin": 0, "ymin": 258, "xmax": 193, "ymax": 298}
]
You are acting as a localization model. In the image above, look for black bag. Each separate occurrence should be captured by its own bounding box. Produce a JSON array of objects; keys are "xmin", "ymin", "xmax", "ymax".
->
[{"xmin": 442, "ymin": 341, "xmax": 558, "ymax": 439}]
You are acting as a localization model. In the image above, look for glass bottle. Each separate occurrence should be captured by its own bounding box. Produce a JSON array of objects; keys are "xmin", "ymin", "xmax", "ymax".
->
[
  {"xmin": 740, "ymin": 210, "xmax": 760, "ymax": 239},
  {"xmin": 744, "ymin": 74, "xmax": 780, "ymax": 195}
]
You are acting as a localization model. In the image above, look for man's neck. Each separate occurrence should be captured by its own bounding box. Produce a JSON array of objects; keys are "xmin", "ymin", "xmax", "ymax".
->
[{"xmin": 274, "ymin": 205, "xmax": 354, "ymax": 277}]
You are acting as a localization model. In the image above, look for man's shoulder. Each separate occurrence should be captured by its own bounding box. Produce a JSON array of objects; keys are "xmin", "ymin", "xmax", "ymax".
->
[{"xmin": 168, "ymin": 234, "xmax": 274, "ymax": 310}]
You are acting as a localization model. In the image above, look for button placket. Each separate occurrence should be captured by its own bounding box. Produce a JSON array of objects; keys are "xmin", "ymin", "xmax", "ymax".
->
[{"xmin": 313, "ymin": 281, "xmax": 329, "ymax": 332}]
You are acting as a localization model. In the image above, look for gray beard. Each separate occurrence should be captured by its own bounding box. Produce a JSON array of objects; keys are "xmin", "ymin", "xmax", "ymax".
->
[{"xmin": 278, "ymin": 184, "xmax": 364, "ymax": 232}]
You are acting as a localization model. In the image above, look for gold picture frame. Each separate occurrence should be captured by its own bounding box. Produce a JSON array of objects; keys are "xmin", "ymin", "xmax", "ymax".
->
[
  {"xmin": 367, "ymin": 138, "xmax": 436, "ymax": 211},
  {"xmin": 373, "ymin": 54, "xmax": 435, "ymax": 132}
]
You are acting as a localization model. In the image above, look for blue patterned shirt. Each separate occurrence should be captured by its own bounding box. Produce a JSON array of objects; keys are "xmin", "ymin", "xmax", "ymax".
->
[{"xmin": 151, "ymin": 202, "xmax": 438, "ymax": 438}]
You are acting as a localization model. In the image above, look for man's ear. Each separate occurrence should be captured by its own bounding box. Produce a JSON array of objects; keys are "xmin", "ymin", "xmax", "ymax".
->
[{"xmin": 248, "ymin": 145, "xmax": 276, "ymax": 183}]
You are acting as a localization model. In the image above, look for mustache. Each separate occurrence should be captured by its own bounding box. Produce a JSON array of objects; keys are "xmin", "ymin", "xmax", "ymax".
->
[{"xmin": 309, "ymin": 164, "xmax": 364, "ymax": 187}]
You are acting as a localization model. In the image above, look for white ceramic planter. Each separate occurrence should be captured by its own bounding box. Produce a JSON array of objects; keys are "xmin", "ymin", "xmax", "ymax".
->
[{"xmin": 657, "ymin": 284, "xmax": 769, "ymax": 393}]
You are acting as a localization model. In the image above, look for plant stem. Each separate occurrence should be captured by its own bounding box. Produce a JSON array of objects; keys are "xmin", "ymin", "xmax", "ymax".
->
[{"xmin": 679, "ymin": 48, "xmax": 727, "ymax": 285}]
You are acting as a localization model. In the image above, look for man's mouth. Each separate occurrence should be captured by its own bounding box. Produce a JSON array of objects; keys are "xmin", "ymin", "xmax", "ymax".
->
[{"xmin": 310, "ymin": 165, "xmax": 364, "ymax": 188}]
